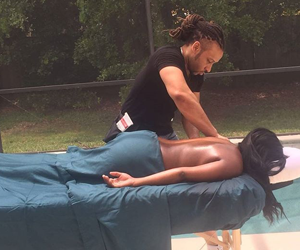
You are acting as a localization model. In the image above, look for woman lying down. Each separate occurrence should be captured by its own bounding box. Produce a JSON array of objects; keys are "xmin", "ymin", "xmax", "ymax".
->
[
  {"xmin": 1, "ymin": 128, "xmax": 299, "ymax": 250},
  {"xmin": 103, "ymin": 128, "xmax": 300, "ymax": 250}
]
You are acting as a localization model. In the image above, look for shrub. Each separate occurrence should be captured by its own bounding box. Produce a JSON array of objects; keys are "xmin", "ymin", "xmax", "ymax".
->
[
  {"xmin": 118, "ymin": 84, "xmax": 133, "ymax": 105},
  {"xmin": 15, "ymin": 89, "xmax": 101, "ymax": 112}
]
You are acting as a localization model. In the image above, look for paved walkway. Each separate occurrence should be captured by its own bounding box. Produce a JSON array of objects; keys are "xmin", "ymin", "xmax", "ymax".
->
[{"xmin": 172, "ymin": 231, "xmax": 300, "ymax": 250}]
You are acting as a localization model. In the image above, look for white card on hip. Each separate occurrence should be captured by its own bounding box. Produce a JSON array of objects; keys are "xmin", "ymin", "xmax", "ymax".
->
[{"xmin": 116, "ymin": 112, "xmax": 133, "ymax": 132}]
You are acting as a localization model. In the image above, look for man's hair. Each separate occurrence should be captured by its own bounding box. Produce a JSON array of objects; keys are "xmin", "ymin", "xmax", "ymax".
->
[
  {"xmin": 238, "ymin": 128, "xmax": 287, "ymax": 223},
  {"xmin": 169, "ymin": 14, "xmax": 225, "ymax": 50}
]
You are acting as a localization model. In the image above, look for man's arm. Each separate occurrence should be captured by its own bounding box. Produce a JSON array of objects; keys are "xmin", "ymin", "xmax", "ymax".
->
[
  {"xmin": 182, "ymin": 92, "xmax": 201, "ymax": 138},
  {"xmin": 160, "ymin": 66, "xmax": 218, "ymax": 137}
]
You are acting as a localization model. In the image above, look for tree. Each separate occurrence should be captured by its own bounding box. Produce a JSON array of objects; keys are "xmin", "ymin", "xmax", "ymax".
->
[
  {"xmin": 74, "ymin": 0, "xmax": 150, "ymax": 80},
  {"xmin": 0, "ymin": 0, "xmax": 98, "ymax": 87},
  {"xmin": 1, "ymin": 0, "xmax": 299, "ymax": 87}
]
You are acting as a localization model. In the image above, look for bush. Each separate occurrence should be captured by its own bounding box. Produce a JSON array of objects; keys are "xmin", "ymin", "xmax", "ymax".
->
[
  {"xmin": 118, "ymin": 84, "xmax": 133, "ymax": 105},
  {"xmin": 15, "ymin": 89, "xmax": 101, "ymax": 112}
]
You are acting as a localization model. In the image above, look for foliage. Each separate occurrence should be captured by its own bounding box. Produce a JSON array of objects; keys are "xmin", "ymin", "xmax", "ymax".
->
[
  {"xmin": 0, "ymin": 0, "xmax": 300, "ymax": 88},
  {"xmin": 0, "ymin": 0, "xmax": 98, "ymax": 86},
  {"xmin": 74, "ymin": 0, "xmax": 149, "ymax": 80},
  {"xmin": 97, "ymin": 61, "xmax": 146, "ymax": 81},
  {"xmin": 14, "ymin": 89, "xmax": 101, "ymax": 112},
  {"xmin": 150, "ymin": 0, "xmax": 270, "ymax": 45},
  {"xmin": 119, "ymin": 84, "xmax": 133, "ymax": 105}
]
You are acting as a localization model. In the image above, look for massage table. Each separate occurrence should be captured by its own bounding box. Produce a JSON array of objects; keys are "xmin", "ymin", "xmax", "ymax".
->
[
  {"xmin": 0, "ymin": 138, "xmax": 299, "ymax": 250},
  {"xmin": 0, "ymin": 149, "xmax": 265, "ymax": 250},
  {"xmin": 197, "ymin": 146, "xmax": 300, "ymax": 250},
  {"xmin": 3, "ymin": 137, "xmax": 299, "ymax": 250}
]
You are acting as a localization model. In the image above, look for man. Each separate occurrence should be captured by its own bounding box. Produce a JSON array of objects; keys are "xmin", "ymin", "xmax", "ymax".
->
[{"xmin": 104, "ymin": 14, "xmax": 226, "ymax": 142}]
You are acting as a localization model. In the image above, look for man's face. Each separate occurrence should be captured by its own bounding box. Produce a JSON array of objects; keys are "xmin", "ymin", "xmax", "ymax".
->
[{"xmin": 187, "ymin": 40, "xmax": 223, "ymax": 75}]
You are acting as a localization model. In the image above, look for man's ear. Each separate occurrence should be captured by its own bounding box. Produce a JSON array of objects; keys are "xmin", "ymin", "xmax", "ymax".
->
[{"xmin": 191, "ymin": 41, "xmax": 201, "ymax": 54}]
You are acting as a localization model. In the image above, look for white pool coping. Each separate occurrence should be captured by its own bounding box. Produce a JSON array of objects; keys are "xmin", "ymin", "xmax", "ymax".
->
[{"xmin": 171, "ymin": 231, "xmax": 300, "ymax": 250}]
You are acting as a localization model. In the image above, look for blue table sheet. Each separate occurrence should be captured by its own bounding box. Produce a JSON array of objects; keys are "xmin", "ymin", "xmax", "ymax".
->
[{"xmin": 0, "ymin": 148, "xmax": 265, "ymax": 250}]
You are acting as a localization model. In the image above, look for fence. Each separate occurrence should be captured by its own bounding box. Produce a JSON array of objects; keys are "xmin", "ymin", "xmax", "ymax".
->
[{"xmin": 1, "ymin": 65, "xmax": 300, "ymax": 152}]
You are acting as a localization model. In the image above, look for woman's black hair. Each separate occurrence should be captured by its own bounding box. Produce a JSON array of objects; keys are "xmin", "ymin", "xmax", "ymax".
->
[
  {"xmin": 169, "ymin": 14, "xmax": 225, "ymax": 50},
  {"xmin": 238, "ymin": 128, "xmax": 286, "ymax": 223}
]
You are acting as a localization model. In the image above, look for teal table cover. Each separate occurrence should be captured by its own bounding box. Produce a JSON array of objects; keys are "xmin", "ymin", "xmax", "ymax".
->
[{"xmin": 0, "ymin": 131, "xmax": 265, "ymax": 250}]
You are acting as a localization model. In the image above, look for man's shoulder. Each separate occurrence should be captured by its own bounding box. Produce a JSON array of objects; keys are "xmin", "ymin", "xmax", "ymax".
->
[{"xmin": 151, "ymin": 45, "xmax": 184, "ymax": 70}]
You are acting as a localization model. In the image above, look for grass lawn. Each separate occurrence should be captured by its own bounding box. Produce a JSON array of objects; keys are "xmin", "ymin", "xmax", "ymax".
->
[
  {"xmin": 1, "ymin": 82, "xmax": 300, "ymax": 153},
  {"xmin": 1, "ymin": 106, "xmax": 116, "ymax": 153}
]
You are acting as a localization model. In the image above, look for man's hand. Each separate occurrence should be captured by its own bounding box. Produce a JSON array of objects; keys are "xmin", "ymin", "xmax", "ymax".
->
[
  {"xmin": 102, "ymin": 172, "xmax": 136, "ymax": 188},
  {"xmin": 217, "ymin": 133, "xmax": 229, "ymax": 141}
]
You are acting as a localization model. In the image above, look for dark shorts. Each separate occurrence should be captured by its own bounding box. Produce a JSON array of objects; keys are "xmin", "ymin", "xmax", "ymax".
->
[
  {"xmin": 158, "ymin": 131, "xmax": 179, "ymax": 140},
  {"xmin": 103, "ymin": 113, "xmax": 179, "ymax": 142}
]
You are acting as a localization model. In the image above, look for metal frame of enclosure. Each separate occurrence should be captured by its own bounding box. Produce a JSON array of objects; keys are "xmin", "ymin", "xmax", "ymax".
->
[{"xmin": 1, "ymin": 66, "xmax": 300, "ymax": 95}]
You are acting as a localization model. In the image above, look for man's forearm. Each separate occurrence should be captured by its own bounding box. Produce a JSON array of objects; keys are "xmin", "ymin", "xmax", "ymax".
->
[
  {"xmin": 182, "ymin": 115, "xmax": 200, "ymax": 138},
  {"xmin": 174, "ymin": 92, "xmax": 218, "ymax": 137}
]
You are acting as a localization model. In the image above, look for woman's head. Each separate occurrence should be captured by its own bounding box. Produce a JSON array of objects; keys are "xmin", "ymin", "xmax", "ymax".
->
[{"xmin": 238, "ymin": 128, "xmax": 286, "ymax": 223}]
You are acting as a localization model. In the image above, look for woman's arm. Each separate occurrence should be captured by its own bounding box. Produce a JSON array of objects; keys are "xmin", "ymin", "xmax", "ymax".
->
[{"xmin": 103, "ymin": 159, "xmax": 242, "ymax": 188}]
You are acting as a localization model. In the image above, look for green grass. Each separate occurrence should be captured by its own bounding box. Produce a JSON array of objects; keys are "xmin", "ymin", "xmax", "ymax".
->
[
  {"xmin": 1, "ymin": 108, "xmax": 116, "ymax": 153},
  {"xmin": 1, "ymin": 82, "xmax": 300, "ymax": 153}
]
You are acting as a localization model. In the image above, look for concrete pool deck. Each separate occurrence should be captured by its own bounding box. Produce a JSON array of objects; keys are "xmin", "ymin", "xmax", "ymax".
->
[{"xmin": 172, "ymin": 231, "xmax": 300, "ymax": 250}]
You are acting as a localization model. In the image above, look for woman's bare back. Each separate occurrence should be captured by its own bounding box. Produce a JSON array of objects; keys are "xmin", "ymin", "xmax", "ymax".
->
[
  {"xmin": 158, "ymin": 137, "xmax": 243, "ymax": 180},
  {"xmin": 103, "ymin": 136, "xmax": 244, "ymax": 188}
]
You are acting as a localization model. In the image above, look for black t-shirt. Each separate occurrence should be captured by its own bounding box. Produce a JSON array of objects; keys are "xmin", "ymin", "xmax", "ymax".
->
[{"xmin": 121, "ymin": 45, "xmax": 204, "ymax": 135}]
